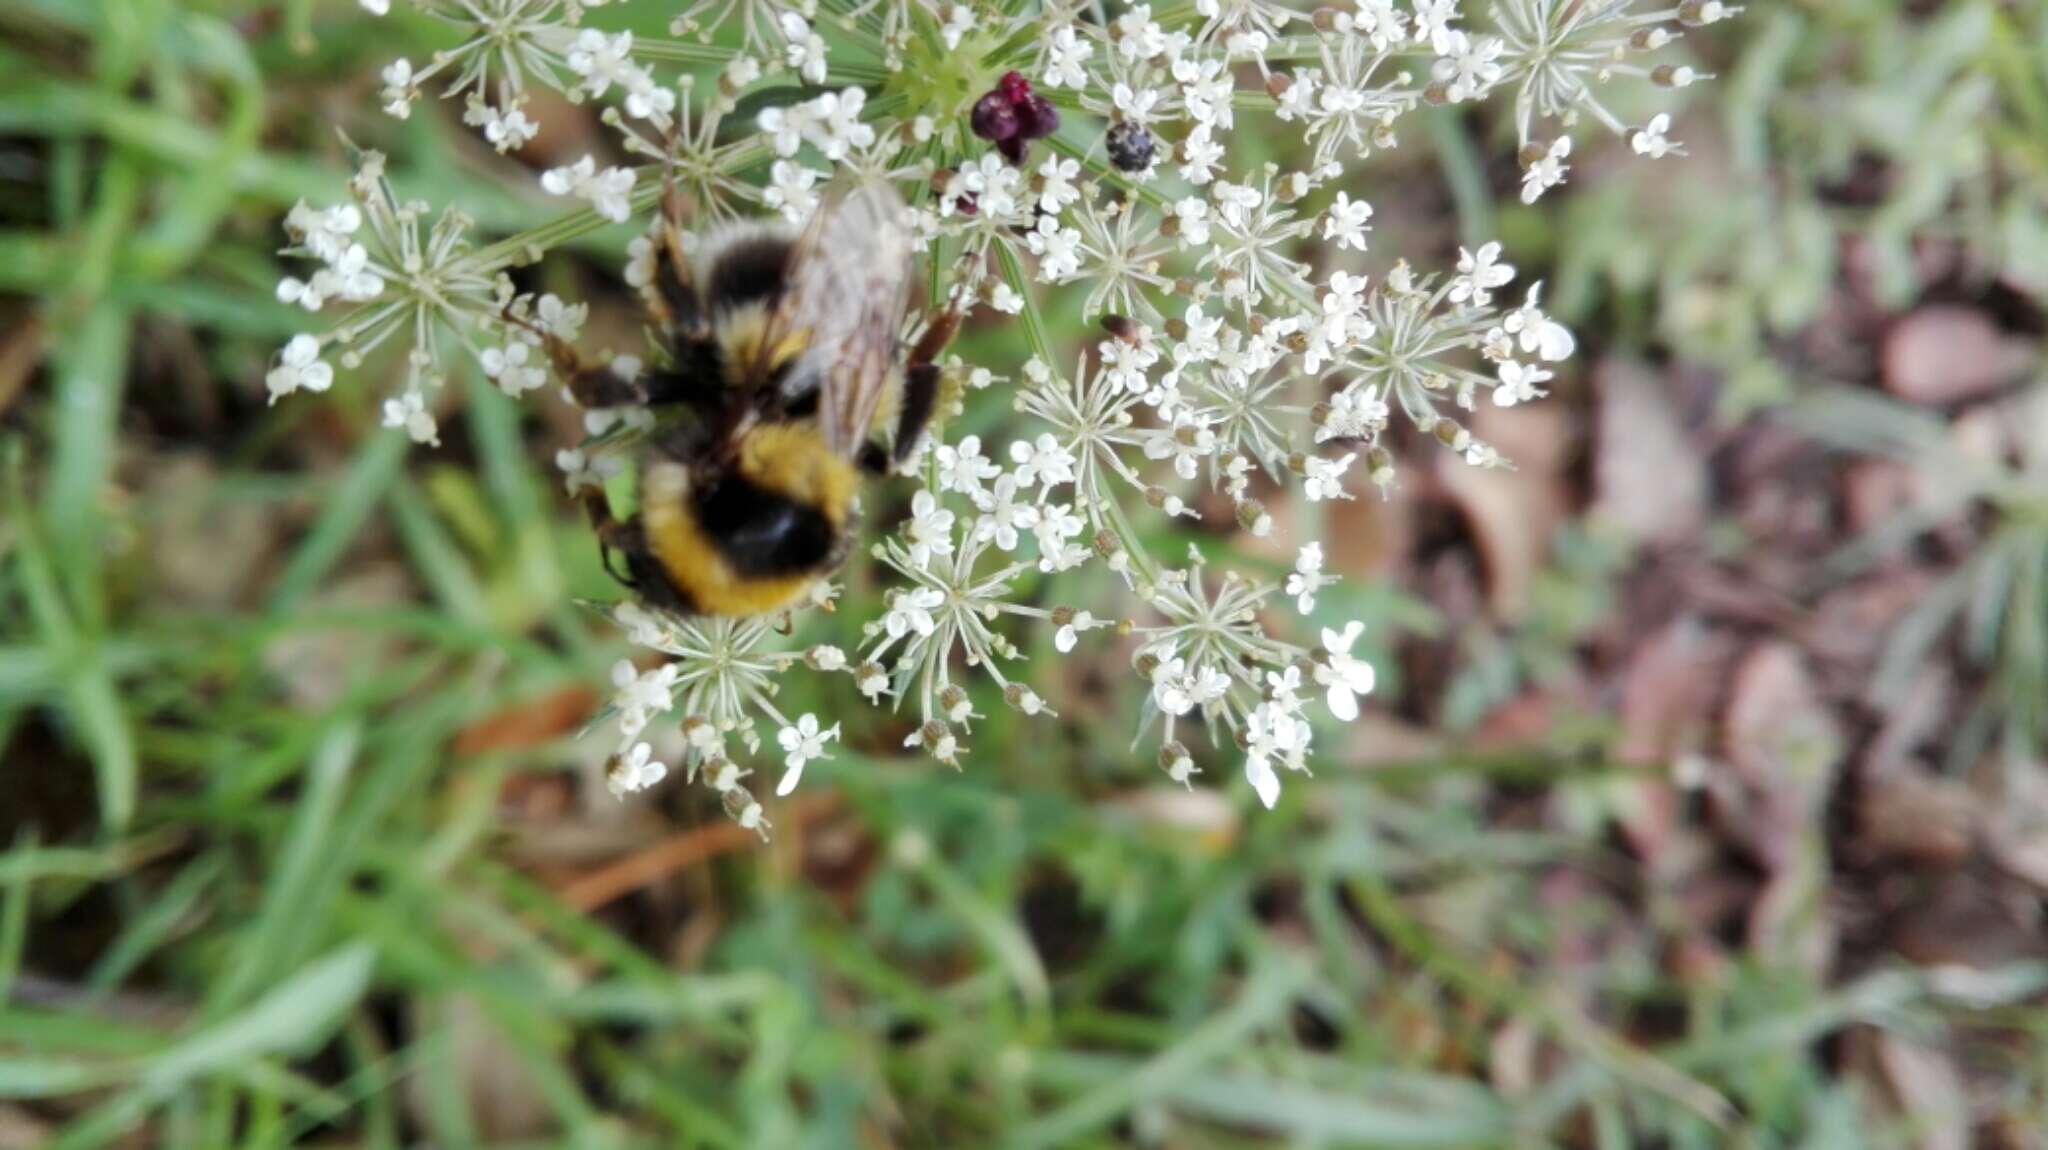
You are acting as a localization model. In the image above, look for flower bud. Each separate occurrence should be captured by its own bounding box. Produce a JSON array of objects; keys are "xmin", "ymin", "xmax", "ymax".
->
[
  {"xmin": 1678, "ymin": 0, "xmax": 1727, "ymax": 25},
  {"xmin": 1158, "ymin": 741, "xmax": 1197, "ymax": 785},
  {"xmin": 917, "ymin": 720, "xmax": 958, "ymax": 763},
  {"xmin": 1101, "ymin": 314, "xmax": 1140, "ymax": 344},
  {"xmin": 720, "ymin": 785, "xmax": 764, "ymax": 829},
  {"xmin": 939, "ymin": 684, "xmax": 973, "ymax": 722},
  {"xmin": 856, "ymin": 661, "xmax": 890, "ymax": 698},
  {"xmin": 1235, "ymin": 498, "xmax": 1272, "ymax": 536},
  {"xmin": 1651, "ymin": 64, "xmax": 1698, "ymax": 88}
]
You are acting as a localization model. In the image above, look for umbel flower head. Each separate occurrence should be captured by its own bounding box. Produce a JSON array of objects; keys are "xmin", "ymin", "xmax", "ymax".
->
[{"xmin": 278, "ymin": 0, "xmax": 1732, "ymax": 832}]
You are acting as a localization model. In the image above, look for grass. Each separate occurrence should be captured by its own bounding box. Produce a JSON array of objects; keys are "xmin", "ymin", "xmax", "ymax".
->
[{"xmin": 4, "ymin": 0, "xmax": 2048, "ymax": 1146}]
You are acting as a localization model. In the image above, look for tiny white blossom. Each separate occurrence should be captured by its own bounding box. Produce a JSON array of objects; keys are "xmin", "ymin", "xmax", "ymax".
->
[
  {"xmin": 379, "ymin": 58, "xmax": 414, "ymax": 117},
  {"xmin": 778, "ymin": 12, "xmax": 829, "ymax": 84},
  {"xmin": 382, "ymin": 390, "xmax": 440, "ymax": 445},
  {"xmin": 885, "ymin": 586, "xmax": 944, "ymax": 639},
  {"xmin": 757, "ymin": 104, "xmax": 809, "ymax": 158},
  {"xmin": 939, "ymin": 2, "xmax": 976, "ymax": 48},
  {"xmin": 935, "ymin": 436, "xmax": 1002, "ymax": 501},
  {"xmin": 1315, "ymin": 621, "xmax": 1377, "ymax": 721},
  {"xmin": 1503, "ymin": 283, "xmax": 1575, "ymax": 362},
  {"xmin": 763, "ymin": 159, "xmax": 822, "ymax": 222},
  {"xmin": 1302, "ymin": 452, "xmax": 1356, "ymax": 502},
  {"xmin": 1054, "ymin": 610, "xmax": 1099, "ymax": 653},
  {"xmin": 608, "ymin": 742, "xmax": 669, "ymax": 798},
  {"xmin": 775, "ymin": 713, "xmax": 840, "ymax": 795},
  {"xmin": 1043, "ymin": 25, "xmax": 1094, "ymax": 88},
  {"xmin": 1631, "ymin": 113, "xmax": 1679, "ymax": 159},
  {"xmin": 468, "ymin": 103, "xmax": 539, "ymax": 152},
  {"xmin": 480, "ymin": 340, "xmax": 546, "ymax": 396},
  {"xmin": 904, "ymin": 490, "xmax": 956, "ymax": 569},
  {"xmin": 541, "ymin": 156, "xmax": 636, "ymax": 223},
  {"xmin": 1450, "ymin": 241, "xmax": 1514, "ymax": 307},
  {"xmin": 973, "ymin": 473, "xmax": 1040, "ymax": 551},
  {"xmin": 286, "ymin": 201, "xmax": 361, "ymax": 263},
  {"xmin": 266, "ymin": 335, "xmax": 332, "ymax": 402},
  {"xmin": 809, "ymin": 87, "xmax": 876, "ymax": 161},
  {"xmin": 1036, "ymin": 154, "xmax": 1082, "ymax": 215},
  {"xmin": 1287, "ymin": 542, "xmax": 1332, "ymax": 613},
  {"xmin": 1520, "ymin": 136, "xmax": 1571, "ymax": 204},
  {"xmin": 1322, "ymin": 191, "xmax": 1374, "ymax": 251},
  {"xmin": 1010, "ymin": 433, "xmax": 1077, "ymax": 490},
  {"xmin": 1034, "ymin": 503, "xmax": 1088, "ymax": 572},
  {"xmin": 1494, "ymin": 359, "xmax": 1552, "ymax": 407}
]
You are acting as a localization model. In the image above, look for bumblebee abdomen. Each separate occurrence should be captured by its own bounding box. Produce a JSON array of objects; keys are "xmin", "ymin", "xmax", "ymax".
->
[
  {"xmin": 694, "ymin": 475, "xmax": 840, "ymax": 576},
  {"xmin": 638, "ymin": 425, "xmax": 857, "ymax": 617}
]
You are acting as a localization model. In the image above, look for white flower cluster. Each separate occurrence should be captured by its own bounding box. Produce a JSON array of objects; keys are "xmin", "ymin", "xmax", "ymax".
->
[
  {"xmin": 277, "ymin": 0, "xmax": 1729, "ymax": 826},
  {"xmin": 270, "ymin": 150, "xmax": 593, "ymax": 447}
]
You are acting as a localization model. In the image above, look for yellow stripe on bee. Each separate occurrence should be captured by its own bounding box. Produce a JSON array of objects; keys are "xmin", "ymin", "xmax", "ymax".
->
[
  {"xmin": 715, "ymin": 304, "xmax": 810, "ymax": 384},
  {"xmin": 734, "ymin": 423, "xmax": 857, "ymax": 527},
  {"xmin": 640, "ymin": 426, "xmax": 856, "ymax": 618},
  {"xmin": 642, "ymin": 460, "xmax": 818, "ymax": 617}
]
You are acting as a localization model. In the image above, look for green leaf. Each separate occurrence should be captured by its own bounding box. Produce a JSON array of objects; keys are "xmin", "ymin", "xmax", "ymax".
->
[{"xmin": 141, "ymin": 943, "xmax": 377, "ymax": 1096}]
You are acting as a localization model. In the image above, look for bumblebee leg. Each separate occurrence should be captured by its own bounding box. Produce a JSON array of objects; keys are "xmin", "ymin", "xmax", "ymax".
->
[
  {"xmin": 887, "ymin": 363, "xmax": 942, "ymax": 467},
  {"xmin": 884, "ymin": 303, "xmax": 964, "ymax": 465},
  {"xmin": 643, "ymin": 180, "xmax": 703, "ymax": 336},
  {"xmin": 574, "ymin": 489, "xmax": 639, "ymax": 587},
  {"xmin": 497, "ymin": 301, "xmax": 646, "ymax": 410}
]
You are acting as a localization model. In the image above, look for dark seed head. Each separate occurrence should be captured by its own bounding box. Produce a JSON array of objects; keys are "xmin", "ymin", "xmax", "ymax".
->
[
  {"xmin": 997, "ymin": 70, "xmax": 1033, "ymax": 105},
  {"xmin": 1105, "ymin": 120, "xmax": 1155, "ymax": 173},
  {"xmin": 1013, "ymin": 94, "xmax": 1060, "ymax": 141},
  {"xmin": 971, "ymin": 90, "xmax": 1019, "ymax": 141},
  {"xmin": 995, "ymin": 133, "xmax": 1028, "ymax": 165}
]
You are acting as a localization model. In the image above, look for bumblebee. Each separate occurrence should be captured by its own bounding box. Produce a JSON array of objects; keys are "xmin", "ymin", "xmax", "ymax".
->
[{"xmin": 535, "ymin": 180, "xmax": 958, "ymax": 618}]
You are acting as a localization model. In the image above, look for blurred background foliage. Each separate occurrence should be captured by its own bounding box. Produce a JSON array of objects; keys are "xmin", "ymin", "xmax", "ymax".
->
[{"xmin": 3, "ymin": 0, "xmax": 2048, "ymax": 1147}]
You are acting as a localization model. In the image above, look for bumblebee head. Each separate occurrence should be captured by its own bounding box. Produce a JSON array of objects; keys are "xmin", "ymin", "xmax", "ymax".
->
[{"xmin": 637, "ymin": 423, "xmax": 857, "ymax": 617}]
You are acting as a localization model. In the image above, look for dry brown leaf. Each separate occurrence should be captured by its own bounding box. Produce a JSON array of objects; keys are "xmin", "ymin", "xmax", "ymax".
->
[
  {"xmin": 1437, "ymin": 405, "xmax": 1570, "ymax": 621},
  {"xmin": 1883, "ymin": 305, "xmax": 2034, "ymax": 405},
  {"xmin": 1857, "ymin": 767, "xmax": 1977, "ymax": 869},
  {"xmin": 1591, "ymin": 358, "xmax": 1707, "ymax": 546},
  {"xmin": 1722, "ymin": 642, "xmax": 1844, "ymax": 846}
]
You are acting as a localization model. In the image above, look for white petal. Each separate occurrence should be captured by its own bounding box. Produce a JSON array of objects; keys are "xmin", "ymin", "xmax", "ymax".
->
[
  {"xmin": 776, "ymin": 762, "xmax": 804, "ymax": 797},
  {"xmin": 1246, "ymin": 756, "xmax": 1281, "ymax": 809},
  {"xmin": 1326, "ymin": 686, "xmax": 1359, "ymax": 723}
]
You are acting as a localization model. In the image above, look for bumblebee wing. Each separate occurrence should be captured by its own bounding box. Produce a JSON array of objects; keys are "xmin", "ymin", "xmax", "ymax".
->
[{"xmin": 750, "ymin": 179, "xmax": 913, "ymax": 457}]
